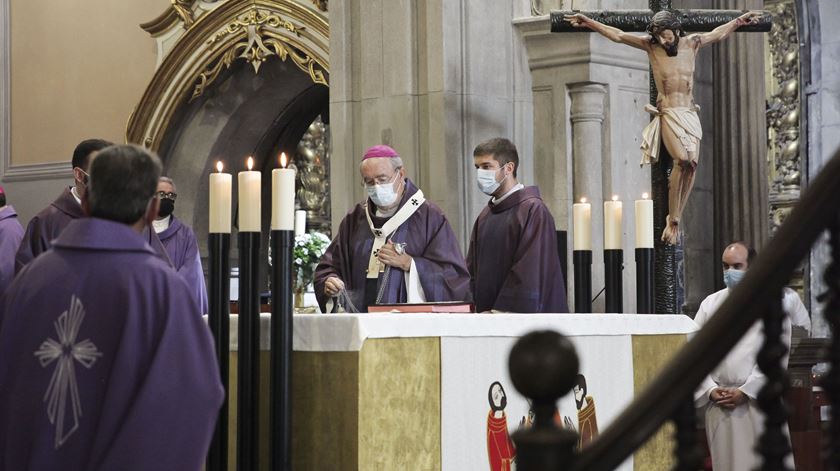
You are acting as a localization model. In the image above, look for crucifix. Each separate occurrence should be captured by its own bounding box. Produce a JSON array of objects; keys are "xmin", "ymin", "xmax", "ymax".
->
[{"xmin": 551, "ymin": 2, "xmax": 771, "ymax": 313}]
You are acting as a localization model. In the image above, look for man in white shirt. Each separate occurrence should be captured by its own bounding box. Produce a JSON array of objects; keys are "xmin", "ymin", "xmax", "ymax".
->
[{"xmin": 694, "ymin": 241, "xmax": 805, "ymax": 470}]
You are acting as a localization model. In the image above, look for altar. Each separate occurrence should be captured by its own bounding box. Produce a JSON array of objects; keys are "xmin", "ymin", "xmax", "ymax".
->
[{"xmin": 273, "ymin": 313, "xmax": 697, "ymax": 471}]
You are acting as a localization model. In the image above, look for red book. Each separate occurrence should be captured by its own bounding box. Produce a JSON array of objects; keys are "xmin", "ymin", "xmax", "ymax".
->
[{"xmin": 367, "ymin": 302, "xmax": 474, "ymax": 313}]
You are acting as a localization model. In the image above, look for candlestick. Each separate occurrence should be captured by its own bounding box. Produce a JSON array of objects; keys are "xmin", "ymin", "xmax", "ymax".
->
[
  {"xmin": 238, "ymin": 157, "xmax": 261, "ymax": 232},
  {"xmin": 604, "ymin": 195, "xmax": 622, "ymax": 250},
  {"xmin": 635, "ymin": 192, "xmax": 654, "ymax": 249},
  {"xmin": 604, "ymin": 249, "xmax": 623, "ymax": 313},
  {"xmin": 271, "ymin": 153, "xmax": 295, "ymax": 231},
  {"xmin": 206, "ymin": 232, "xmax": 230, "ymax": 471},
  {"xmin": 209, "ymin": 161, "xmax": 232, "ymax": 234},
  {"xmin": 295, "ymin": 210, "xmax": 307, "ymax": 237},
  {"xmin": 270, "ymin": 229, "xmax": 294, "ymax": 471},
  {"xmin": 237, "ymin": 232, "xmax": 260, "ymax": 471},
  {"xmin": 572, "ymin": 197, "xmax": 591, "ymax": 251}
]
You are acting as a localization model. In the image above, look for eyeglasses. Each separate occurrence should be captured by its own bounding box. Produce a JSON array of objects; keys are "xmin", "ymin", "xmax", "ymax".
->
[
  {"xmin": 157, "ymin": 191, "xmax": 178, "ymax": 200},
  {"xmin": 361, "ymin": 168, "xmax": 402, "ymax": 187}
]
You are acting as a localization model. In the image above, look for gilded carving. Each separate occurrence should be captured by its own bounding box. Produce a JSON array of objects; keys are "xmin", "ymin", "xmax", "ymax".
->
[
  {"xmin": 192, "ymin": 9, "xmax": 327, "ymax": 101},
  {"xmin": 765, "ymin": 0, "xmax": 801, "ymax": 234},
  {"xmin": 171, "ymin": 0, "xmax": 196, "ymax": 28},
  {"xmin": 311, "ymin": 0, "xmax": 328, "ymax": 12},
  {"xmin": 128, "ymin": 0, "xmax": 329, "ymax": 151},
  {"xmin": 294, "ymin": 116, "xmax": 331, "ymax": 235}
]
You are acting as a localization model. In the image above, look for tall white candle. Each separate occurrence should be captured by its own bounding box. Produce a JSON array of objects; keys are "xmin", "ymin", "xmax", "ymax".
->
[
  {"xmin": 209, "ymin": 161, "xmax": 232, "ymax": 234},
  {"xmin": 238, "ymin": 156, "xmax": 261, "ymax": 232},
  {"xmin": 294, "ymin": 210, "xmax": 307, "ymax": 237},
  {"xmin": 604, "ymin": 195, "xmax": 623, "ymax": 250},
  {"xmin": 271, "ymin": 152, "xmax": 295, "ymax": 231},
  {"xmin": 572, "ymin": 197, "xmax": 592, "ymax": 251},
  {"xmin": 635, "ymin": 192, "xmax": 654, "ymax": 248}
]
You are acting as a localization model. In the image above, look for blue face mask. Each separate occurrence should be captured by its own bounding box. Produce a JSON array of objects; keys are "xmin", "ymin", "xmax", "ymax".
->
[{"xmin": 723, "ymin": 269, "xmax": 746, "ymax": 289}]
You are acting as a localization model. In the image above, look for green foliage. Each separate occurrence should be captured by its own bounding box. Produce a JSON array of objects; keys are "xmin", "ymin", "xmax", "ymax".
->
[{"xmin": 293, "ymin": 232, "xmax": 332, "ymax": 291}]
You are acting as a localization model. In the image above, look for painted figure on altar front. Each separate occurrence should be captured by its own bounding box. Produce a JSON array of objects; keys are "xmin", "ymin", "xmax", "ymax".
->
[
  {"xmin": 565, "ymin": 10, "xmax": 762, "ymax": 245},
  {"xmin": 574, "ymin": 374, "xmax": 598, "ymax": 449},
  {"xmin": 486, "ymin": 381, "xmax": 516, "ymax": 471}
]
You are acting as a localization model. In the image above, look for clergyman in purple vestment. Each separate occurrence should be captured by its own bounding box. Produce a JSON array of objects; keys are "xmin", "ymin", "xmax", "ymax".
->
[
  {"xmin": 0, "ymin": 187, "xmax": 24, "ymax": 296},
  {"xmin": 468, "ymin": 138, "xmax": 568, "ymax": 313},
  {"xmin": 314, "ymin": 145, "xmax": 471, "ymax": 312},
  {"xmin": 15, "ymin": 139, "xmax": 171, "ymax": 272},
  {"xmin": 0, "ymin": 145, "xmax": 223, "ymax": 471},
  {"xmin": 155, "ymin": 177, "xmax": 208, "ymax": 314}
]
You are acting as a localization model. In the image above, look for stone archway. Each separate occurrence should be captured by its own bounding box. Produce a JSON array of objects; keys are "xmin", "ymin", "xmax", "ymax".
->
[{"xmin": 127, "ymin": 0, "xmax": 330, "ymax": 285}]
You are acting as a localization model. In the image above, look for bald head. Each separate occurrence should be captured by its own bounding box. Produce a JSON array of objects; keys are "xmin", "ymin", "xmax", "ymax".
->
[{"xmin": 722, "ymin": 241, "xmax": 756, "ymax": 271}]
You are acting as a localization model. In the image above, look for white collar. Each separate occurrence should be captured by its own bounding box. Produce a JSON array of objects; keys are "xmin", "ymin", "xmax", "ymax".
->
[
  {"xmin": 71, "ymin": 186, "xmax": 82, "ymax": 206},
  {"xmin": 153, "ymin": 215, "xmax": 172, "ymax": 233},
  {"xmin": 492, "ymin": 183, "xmax": 524, "ymax": 204}
]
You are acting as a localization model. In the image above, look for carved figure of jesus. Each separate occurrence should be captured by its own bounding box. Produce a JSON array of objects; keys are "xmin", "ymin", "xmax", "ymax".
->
[{"xmin": 565, "ymin": 10, "xmax": 761, "ymax": 245}]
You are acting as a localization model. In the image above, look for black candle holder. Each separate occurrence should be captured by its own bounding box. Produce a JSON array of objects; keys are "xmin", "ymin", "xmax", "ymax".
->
[
  {"xmin": 270, "ymin": 230, "xmax": 294, "ymax": 471},
  {"xmin": 207, "ymin": 233, "xmax": 230, "ymax": 471},
  {"xmin": 604, "ymin": 249, "xmax": 623, "ymax": 313},
  {"xmin": 237, "ymin": 231, "xmax": 261, "ymax": 471},
  {"xmin": 572, "ymin": 250, "xmax": 592, "ymax": 313},
  {"xmin": 635, "ymin": 247, "xmax": 655, "ymax": 314}
]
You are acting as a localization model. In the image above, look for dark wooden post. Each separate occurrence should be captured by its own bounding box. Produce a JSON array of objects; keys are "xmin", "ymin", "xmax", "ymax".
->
[
  {"xmin": 508, "ymin": 331, "xmax": 581, "ymax": 470},
  {"xmin": 756, "ymin": 291, "xmax": 792, "ymax": 470},
  {"xmin": 821, "ymin": 215, "xmax": 840, "ymax": 469}
]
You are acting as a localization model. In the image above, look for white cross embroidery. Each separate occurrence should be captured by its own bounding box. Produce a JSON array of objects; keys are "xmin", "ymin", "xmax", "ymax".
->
[{"xmin": 33, "ymin": 296, "xmax": 102, "ymax": 449}]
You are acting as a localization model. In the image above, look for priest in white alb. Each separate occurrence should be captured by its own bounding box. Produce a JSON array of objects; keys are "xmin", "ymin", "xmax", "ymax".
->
[{"xmin": 694, "ymin": 242, "xmax": 804, "ymax": 470}]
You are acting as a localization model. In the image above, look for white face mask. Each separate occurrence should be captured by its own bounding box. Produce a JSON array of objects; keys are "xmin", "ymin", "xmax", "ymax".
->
[
  {"xmin": 366, "ymin": 173, "xmax": 401, "ymax": 208},
  {"xmin": 476, "ymin": 167, "xmax": 508, "ymax": 196}
]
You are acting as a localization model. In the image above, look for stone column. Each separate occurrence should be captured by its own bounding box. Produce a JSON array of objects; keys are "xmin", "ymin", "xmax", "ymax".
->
[
  {"xmin": 516, "ymin": 8, "xmax": 650, "ymax": 312},
  {"xmin": 711, "ymin": 0, "xmax": 769, "ymax": 262},
  {"xmin": 569, "ymin": 83, "xmax": 606, "ymax": 311},
  {"xmin": 328, "ymin": 0, "xmax": 534, "ymax": 247}
]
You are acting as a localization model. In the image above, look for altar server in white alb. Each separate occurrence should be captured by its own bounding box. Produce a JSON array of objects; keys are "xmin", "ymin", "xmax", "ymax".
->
[{"xmin": 694, "ymin": 241, "xmax": 807, "ymax": 471}]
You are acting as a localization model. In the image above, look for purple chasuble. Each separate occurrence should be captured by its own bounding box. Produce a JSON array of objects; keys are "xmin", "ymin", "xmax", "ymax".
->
[
  {"xmin": 0, "ymin": 218, "xmax": 223, "ymax": 471},
  {"xmin": 467, "ymin": 186, "xmax": 568, "ymax": 313},
  {"xmin": 0, "ymin": 206, "xmax": 24, "ymax": 296},
  {"xmin": 15, "ymin": 187, "xmax": 173, "ymax": 273},
  {"xmin": 158, "ymin": 216, "xmax": 208, "ymax": 314},
  {"xmin": 314, "ymin": 179, "xmax": 471, "ymax": 312}
]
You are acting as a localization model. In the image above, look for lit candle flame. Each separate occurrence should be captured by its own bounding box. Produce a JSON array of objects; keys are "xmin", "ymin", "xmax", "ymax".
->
[
  {"xmin": 580, "ymin": 197, "xmax": 587, "ymax": 204},
  {"xmin": 642, "ymin": 192, "xmax": 649, "ymax": 199},
  {"xmin": 247, "ymin": 156, "xmax": 254, "ymax": 171},
  {"xmin": 612, "ymin": 195, "xmax": 619, "ymax": 201},
  {"xmin": 216, "ymin": 161, "xmax": 223, "ymax": 173},
  {"xmin": 280, "ymin": 152, "xmax": 287, "ymax": 168}
]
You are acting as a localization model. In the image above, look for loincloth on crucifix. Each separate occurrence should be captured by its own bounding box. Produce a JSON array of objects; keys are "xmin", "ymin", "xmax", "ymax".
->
[{"xmin": 640, "ymin": 104, "xmax": 703, "ymax": 166}]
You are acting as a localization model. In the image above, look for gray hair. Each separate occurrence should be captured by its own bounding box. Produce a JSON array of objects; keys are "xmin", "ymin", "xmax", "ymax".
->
[
  {"xmin": 88, "ymin": 145, "xmax": 162, "ymax": 224},
  {"xmin": 359, "ymin": 156, "xmax": 404, "ymax": 172},
  {"xmin": 159, "ymin": 176, "xmax": 176, "ymax": 192}
]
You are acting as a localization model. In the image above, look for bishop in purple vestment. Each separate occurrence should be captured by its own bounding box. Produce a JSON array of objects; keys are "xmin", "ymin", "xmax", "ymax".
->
[
  {"xmin": 15, "ymin": 139, "xmax": 171, "ymax": 272},
  {"xmin": 155, "ymin": 177, "xmax": 208, "ymax": 314},
  {"xmin": 468, "ymin": 138, "xmax": 568, "ymax": 313},
  {"xmin": 0, "ymin": 187, "xmax": 24, "ymax": 296},
  {"xmin": 0, "ymin": 145, "xmax": 223, "ymax": 471},
  {"xmin": 315, "ymin": 145, "xmax": 471, "ymax": 312}
]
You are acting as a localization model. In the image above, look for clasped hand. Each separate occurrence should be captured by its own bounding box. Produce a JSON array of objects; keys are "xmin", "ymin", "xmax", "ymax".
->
[
  {"xmin": 710, "ymin": 387, "xmax": 747, "ymax": 409},
  {"xmin": 377, "ymin": 242, "xmax": 412, "ymax": 272}
]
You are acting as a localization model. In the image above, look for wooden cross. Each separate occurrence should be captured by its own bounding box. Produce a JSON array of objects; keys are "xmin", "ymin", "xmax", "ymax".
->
[{"xmin": 551, "ymin": 2, "xmax": 771, "ymax": 314}]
